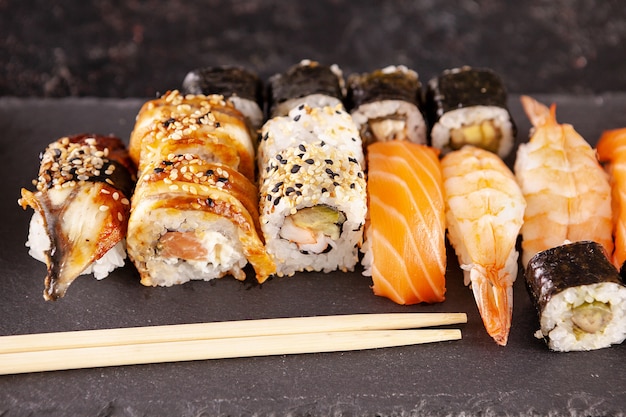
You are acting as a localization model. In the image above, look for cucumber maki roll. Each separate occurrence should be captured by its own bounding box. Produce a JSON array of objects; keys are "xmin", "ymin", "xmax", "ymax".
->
[
  {"xmin": 267, "ymin": 59, "xmax": 345, "ymax": 118},
  {"xmin": 526, "ymin": 241, "xmax": 626, "ymax": 351},
  {"xmin": 346, "ymin": 65, "xmax": 427, "ymax": 146},
  {"xmin": 426, "ymin": 66, "xmax": 516, "ymax": 158},
  {"xmin": 181, "ymin": 66, "xmax": 265, "ymax": 131}
]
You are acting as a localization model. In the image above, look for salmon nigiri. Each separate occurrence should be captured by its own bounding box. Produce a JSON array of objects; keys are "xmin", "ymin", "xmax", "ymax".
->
[
  {"xmin": 596, "ymin": 127, "xmax": 626, "ymax": 270},
  {"xmin": 514, "ymin": 96, "xmax": 613, "ymax": 266},
  {"xmin": 442, "ymin": 145, "xmax": 525, "ymax": 346},
  {"xmin": 362, "ymin": 141, "xmax": 446, "ymax": 305}
]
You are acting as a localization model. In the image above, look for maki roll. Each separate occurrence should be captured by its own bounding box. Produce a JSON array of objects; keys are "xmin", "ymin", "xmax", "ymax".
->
[
  {"xmin": 127, "ymin": 90, "xmax": 275, "ymax": 286},
  {"xmin": 425, "ymin": 66, "xmax": 516, "ymax": 158},
  {"xmin": 181, "ymin": 66, "xmax": 265, "ymax": 131},
  {"xmin": 18, "ymin": 134, "xmax": 136, "ymax": 300},
  {"xmin": 259, "ymin": 99, "xmax": 367, "ymax": 276},
  {"xmin": 526, "ymin": 241, "xmax": 626, "ymax": 351},
  {"xmin": 347, "ymin": 65, "xmax": 427, "ymax": 146},
  {"xmin": 267, "ymin": 59, "xmax": 345, "ymax": 118}
]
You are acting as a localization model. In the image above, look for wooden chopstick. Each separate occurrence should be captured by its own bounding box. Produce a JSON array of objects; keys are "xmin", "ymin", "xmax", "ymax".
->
[
  {"xmin": 0, "ymin": 329, "xmax": 462, "ymax": 375},
  {"xmin": 0, "ymin": 313, "xmax": 466, "ymax": 375},
  {"xmin": 0, "ymin": 312, "xmax": 467, "ymax": 354}
]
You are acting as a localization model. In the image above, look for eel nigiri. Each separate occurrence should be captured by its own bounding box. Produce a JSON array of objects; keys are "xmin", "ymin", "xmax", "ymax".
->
[
  {"xmin": 596, "ymin": 127, "xmax": 626, "ymax": 270},
  {"xmin": 18, "ymin": 134, "xmax": 136, "ymax": 300},
  {"xmin": 442, "ymin": 145, "xmax": 525, "ymax": 345},
  {"xmin": 363, "ymin": 141, "xmax": 446, "ymax": 305},
  {"xmin": 514, "ymin": 96, "xmax": 613, "ymax": 266}
]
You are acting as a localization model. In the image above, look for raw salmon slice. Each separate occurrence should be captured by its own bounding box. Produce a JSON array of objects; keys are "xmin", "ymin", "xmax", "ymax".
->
[{"xmin": 363, "ymin": 141, "xmax": 446, "ymax": 305}]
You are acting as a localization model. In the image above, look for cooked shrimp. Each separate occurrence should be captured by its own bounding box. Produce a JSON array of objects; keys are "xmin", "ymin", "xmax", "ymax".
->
[
  {"xmin": 514, "ymin": 96, "xmax": 613, "ymax": 267},
  {"xmin": 442, "ymin": 145, "xmax": 525, "ymax": 346},
  {"xmin": 596, "ymin": 127, "xmax": 626, "ymax": 270}
]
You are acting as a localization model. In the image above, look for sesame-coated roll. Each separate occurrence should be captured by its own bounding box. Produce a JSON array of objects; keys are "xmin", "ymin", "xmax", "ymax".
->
[
  {"xmin": 18, "ymin": 134, "xmax": 136, "ymax": 300},
  {"xmin": 127, "ymin": 91, "xmax": 275, "ymax": 286},
  {"xmin": 259, "ymin": 104, "xmax": 367, "ymax": 277},
  {"xmin": 267, "ymin": 59, "xmax": 345, "ymax": 118},
  {"xmin": 346, "ymin": 65, "xmax": 428, "ymax": 146},
  {"xmin": 129, "ymin": 90, "xmax": 256, "ymax": 181},
  {"xmin": 258, "ymin": 103, "xmax": 364, "ymax": 172},
  {"xmin": 425, "ymin": 66, "xmax": 516, "ymax": 158},
  {"xmin": 181, "ymin": 66, "xmax": 265, "ymax": 131}
]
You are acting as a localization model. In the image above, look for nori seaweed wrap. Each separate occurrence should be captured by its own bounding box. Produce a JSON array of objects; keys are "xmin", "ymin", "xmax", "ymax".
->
[
  {"xmin": 526, "ymin": 241, "xmax": 626, "ymax": 351},
  {"xmin": 346, "ymin": 65, "xmax": 428, "ymax": 146},
  {"xmin": 425, "ymin": 66, "xmax": 516, "ymax": 157},
  {"xmin": 266, "ymin": 59, "xmax": 345, "ymax": 118},
  {"xmin": 181, "ymin": 66, "xmax": 265, "ymax": 130}
]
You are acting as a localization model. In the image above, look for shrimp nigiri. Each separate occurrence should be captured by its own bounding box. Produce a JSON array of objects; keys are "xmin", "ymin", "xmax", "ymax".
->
[
  {"xmin": 514, "ymin": 96, "xmax": 613, "ymax": 266},
  {"xmin": 363, "ymin": 141, "xmax": 446, "ymax": 305},
  {"xmin": 442, "ymin": 145, "xmax": 525, "ymax": 346},
  {"xmin": 596, "ymin": 127, "xmax": 626, "ymax": 270}
]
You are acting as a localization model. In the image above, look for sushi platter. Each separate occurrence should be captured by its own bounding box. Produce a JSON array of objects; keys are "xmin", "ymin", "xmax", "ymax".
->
[{"xmin": 1, "ymin": 69, "xmax": 626, "ymax": 415}]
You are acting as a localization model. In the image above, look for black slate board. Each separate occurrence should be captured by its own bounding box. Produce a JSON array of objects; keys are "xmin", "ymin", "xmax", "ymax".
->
[{"xmin": 0, "ymin": 95, "xmax": 625, "ymax": 416}]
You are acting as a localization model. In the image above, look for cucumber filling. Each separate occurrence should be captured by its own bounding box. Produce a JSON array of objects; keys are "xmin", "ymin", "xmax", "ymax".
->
[{"xmin": 280, "ymin": 205, "xmax": 346, "ymax": 254}]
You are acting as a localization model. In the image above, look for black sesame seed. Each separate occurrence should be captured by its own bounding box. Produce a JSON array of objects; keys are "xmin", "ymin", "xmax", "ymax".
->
[
  {"xmin": 298, "ymin": 144, "xmax": 306, "ymax": 152},
  {"xmin": 217, "ymin": 177, "xmax": 228, "ymax": 183},
  {"xmin": 294, "ymin": 115, "xmax": 301, "ymax": 122},
  {"xmin": 295, "ymin": 183, "xmax": 303, "ymax": 188},
  {"xmin": 262, "ymin": 132, "xmax": 269, "ymax": 141},
  {"xmin": 153, "ymin": 167, "xmax": 164, "ymax": 173},
  {"xmin": 272, "ymin": 182, "xmax": 283, "ymax": 193},
  {"xmin": 351, "ymin": 137, "xmax": 357, "ymax": 142},
  {"xmin": 298, "ymin": 104, "xmax": 305, "ymax": 110},
  {"xmin": 267, "ymin": 194, "xmax": 272, "ymax": 201},
  {"xmin": 298, "ymin": 153, "xmax": 304, "ymax": 159},
  {"xmin": 350, "ymin": 183, "xmax": 355, "ymax": 189},
  {"xmin": 348, "ymin": 157, "xmax": 358, "ymax": 164},
  {"xmin": 163, "ymin": 118, "xmax": 176, "ymax": 127},
  {"xmin": 215, "ymin": 122, "xmax": 221, "ymax": 128},
  {"xmin": 357, "ymin": 172, "xmax": 363, "ymax": 178},
  {"xmin": 296, "ymin": 191, "xmax": 302, "ymax": 196},
  {"xmin": 325, "ymin": 159, "xmax": 333, "ymax": 165},
  {"xmin": 285, "ymin": 187, "xmax": 295, "ymax": 195},
  {"xmin": 305, "ymin": 159, "xmax": 314, "ymax": 164},
  {"xmin": 164, "ymin": 160, "xmax": 173, "ymax": 166},
  {"xmin": 320, "ymin": 141, "xmax": 326, "ymax": 147},
  {"xmin": 333, "ymin": 181, "xmax": 340, "ymax": 187},
  {"xmin": 291, "ymin": 165, "xmax": 301, "ymax": 174},
  {"xmin": 273, "ymin": 196, "xmax": 281, "ymax": 206},
  {"xmin": 322, "ymin": 245, "xmax": 333, "ymax": 253},
  {"xmin": 206, "ymin": 197, "xmax": 215, "ymax": 207},
  {"xmin": 206, "ymin": 169, "xmax": 214, "ymax": 176},
  {"xmin": 321, "ymin": 187, "xmax": 328, "ymax": 193}
]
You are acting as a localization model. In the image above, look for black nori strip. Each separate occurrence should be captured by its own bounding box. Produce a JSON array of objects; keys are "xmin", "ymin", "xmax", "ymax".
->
[
  {"xmin": 267, "ymin": 60, "xmax": 344, "ymax": 117},
  {"xmin": 346, "ymin": 67, "xmax": 423, "ymax": 111},
  {"xmin": 525, "ymin": 241, "xmax": 624, "ymax": 318},
  {"xmin": 181, "ymin": 66, "xmax": 264, "ymax": 109}
]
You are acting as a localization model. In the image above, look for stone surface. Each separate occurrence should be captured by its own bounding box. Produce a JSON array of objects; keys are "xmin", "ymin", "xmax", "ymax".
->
[{"xmin": 1, "ymin": 0, "xmax": 626, "ymax": 97}]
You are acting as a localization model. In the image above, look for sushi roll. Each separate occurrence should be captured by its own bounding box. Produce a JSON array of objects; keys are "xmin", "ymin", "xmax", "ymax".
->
[
  {"xmin": 526, "ymin": 241, "xmax": 626, "ymax": 352},
  {"xmin": 267, "ymin": 59, "xmax": 345, "ymax": 118},
  {"xmin": 129, "ymin": 91, "xmax": 256, "ymax": 181},
  {"xmin": 346, "ymin": 65, "xmax": 427, "ymax": 146},
  {"xmin": 181, "ymin": 65, "xmax": 265, "ymax": 131},
  {"xmin": 18, "ymin": 134, "xmax": 136, "ymax": 300},
  {"xmin": 127, "ymin": 90, "xmax": 275, "ymax": 286},
  {"xmin": 425, "ymin": 66, "xmax": 516, "ymax": 158},
  {"xmin": 259, "ymin": 103, "xmax": 367, "ymax": 276}
]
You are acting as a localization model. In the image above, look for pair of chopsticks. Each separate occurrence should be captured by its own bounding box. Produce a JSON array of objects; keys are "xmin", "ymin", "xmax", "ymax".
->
[{"xmin": 0, "ymin": 312, "xmax": 466, "ymax": 375}]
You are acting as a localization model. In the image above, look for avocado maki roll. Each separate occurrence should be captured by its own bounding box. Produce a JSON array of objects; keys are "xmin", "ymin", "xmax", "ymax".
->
[
  {"xmin": 181, "ymin": 66, "xmax": 265, "ymax": 131},
  {"xmin": 426, "ymin": 66, "xmax": 516, "ymax": 158},
  {"xmin": 267, "ymin": 59, "xmax": 345, "ymax": 118},
  {"xmin": 346, "ymin": 65, "xmax": 427, "ymax": 147},
  {"xmin": 526, "ymin": 241, "xmax": 626, "ymax": 351}
]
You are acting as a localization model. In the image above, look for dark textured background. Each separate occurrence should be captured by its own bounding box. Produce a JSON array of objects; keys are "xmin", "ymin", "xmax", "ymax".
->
[{"xmin": 2, "ymin": 0, "xmax": 626, "ymax": 98}]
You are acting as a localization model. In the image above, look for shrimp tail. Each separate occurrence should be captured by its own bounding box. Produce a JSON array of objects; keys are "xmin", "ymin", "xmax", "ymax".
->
[
  {"xmin": 467, "ymin": 263, "xmax": 515, "ymax": 346},
  {"xmin": 520, "ymin": 95, "xmax": 557, "ymax": 128}
]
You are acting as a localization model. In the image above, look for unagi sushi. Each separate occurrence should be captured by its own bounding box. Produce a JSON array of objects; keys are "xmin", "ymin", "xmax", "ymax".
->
[
  {"xmin": 346, "ymin": 65, "xmax": 427, "ymax": 147},
  {"xmin": 127, "ymin": 90, "xmax": 275, "ymax": 286},
  {"xmin": 425, "ymin": 66, "xmax": 516, "ymax": 158},
  {"xmin": 526, "ymin": 241, "xmax": 626, "ymax": 351},
  {"xmin": 442, "ymin": 145, "xmax": 525, "ymax": 345},
  {"xmin": 362, "ymin": 141, "xmax": 446, "ymax": 305},
  {"xmin": 18, "ymin": 134, "xmax": 136, "ymax": 300},
  {"xmin": 514, "ymin": 96, "xmax": 613, "ymax": 266},
  {"xmin": 596, "ymin": 127, "xmax": 626, "ymax": 271}
]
